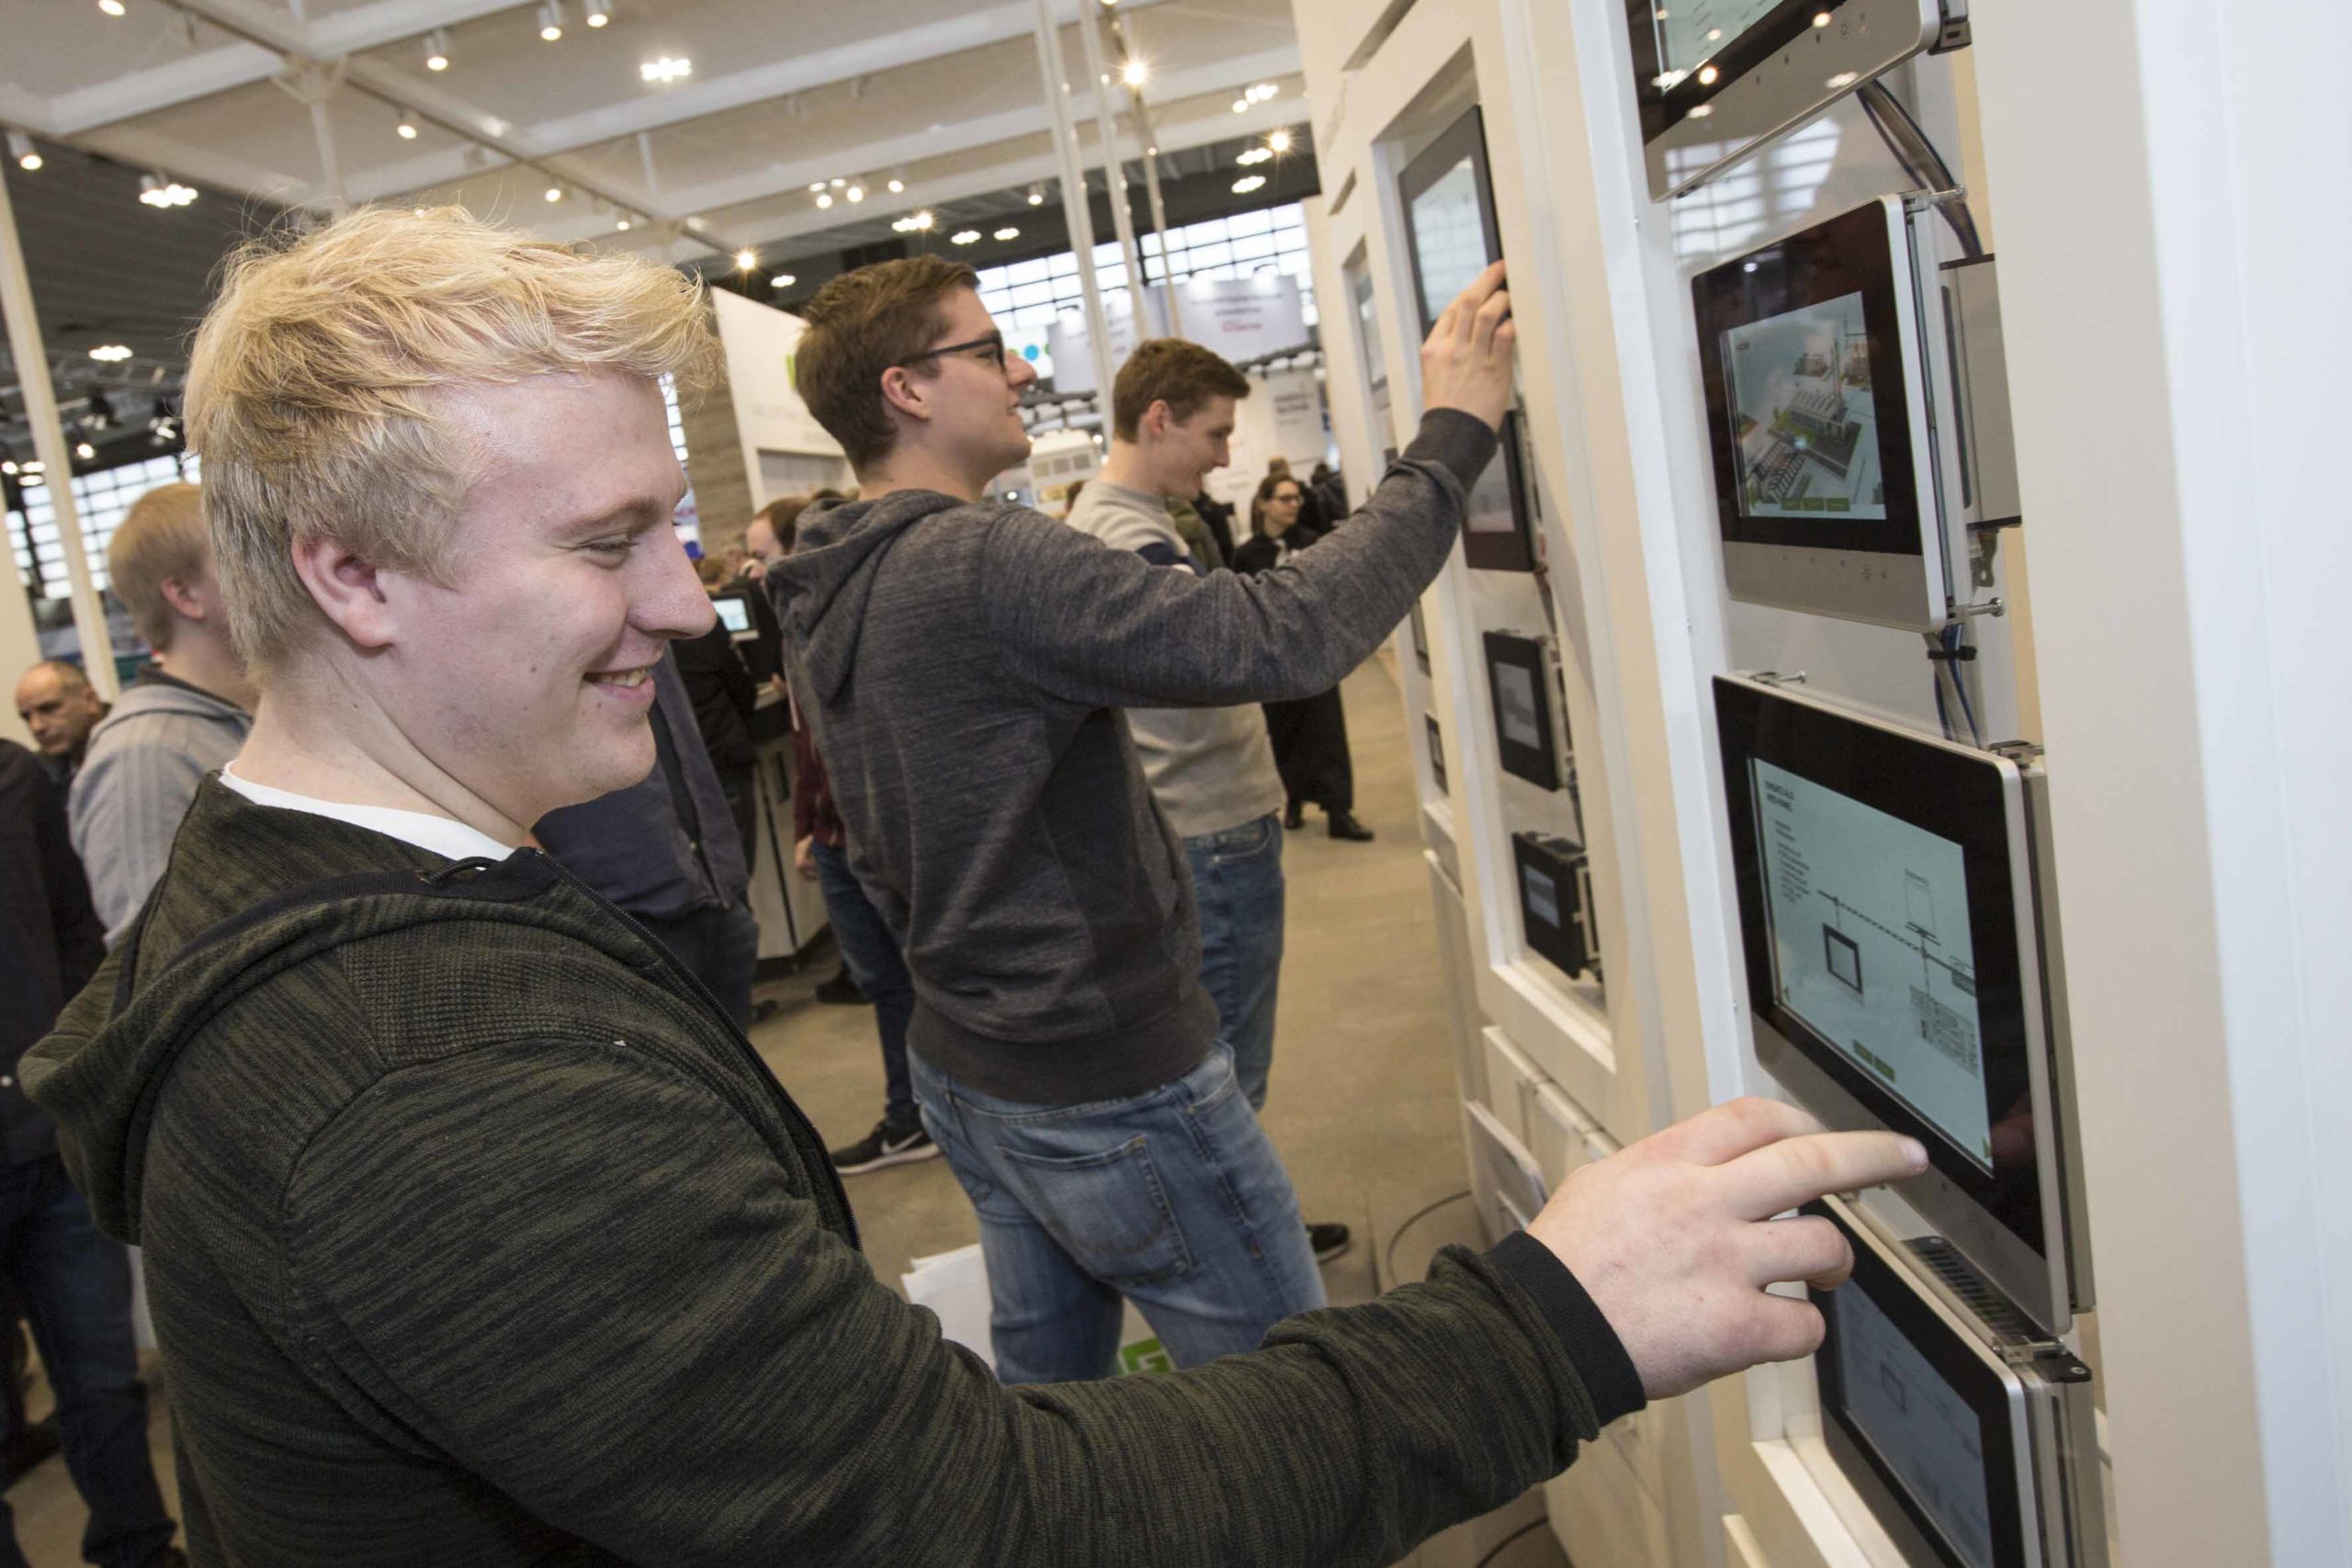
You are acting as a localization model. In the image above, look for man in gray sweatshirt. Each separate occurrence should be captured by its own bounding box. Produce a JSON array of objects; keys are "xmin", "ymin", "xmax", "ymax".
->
[
  {"xmin": 1063, "ymin": 339, "xmax": 1347, "ymax": 1263},
  {"xmin": 770, "ymin": 254, "xmax": 1516, "ymax": 1382},
  {"xmin": 70, "ymin": 483, "xmax": 254, "ymax": 945}
]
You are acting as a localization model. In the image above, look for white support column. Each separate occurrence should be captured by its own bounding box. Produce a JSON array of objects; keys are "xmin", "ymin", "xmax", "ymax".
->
[
  {"xmin": 1112, "ymin": 11, "xmax": 1181, "ymax": 334},
  {"xmin": 0, "ymin": 170, "xmax": 118, "ymax": 703},
  {"xmin": 1029, "ymin": 0, "xmax": 1116, "ymax": 400},
  {"xmin": 1073, "ymin": 4, "xmax": 1145, "ymax": 305},
  {"xmin": 1973, "ymin": 1, "xmax": 2352, "ymax": 1562}
]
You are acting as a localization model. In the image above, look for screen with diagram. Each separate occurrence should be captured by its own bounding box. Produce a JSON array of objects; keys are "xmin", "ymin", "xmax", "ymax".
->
[
  {"xmin": 1831, "ymin": 1270, "xmax": 1999, "ymax": 1568},
  {"xmin": 1752, "ymin": 759, "xmax": 1993, "ymax": 1169},
  {"xmin": 1724, "ymin": 290, "xmax": 1887, "ymax": 522}
]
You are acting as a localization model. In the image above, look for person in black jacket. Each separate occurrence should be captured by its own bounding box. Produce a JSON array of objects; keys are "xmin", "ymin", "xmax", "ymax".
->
[
  {"xmin": 0, "ymin": 740, "xmax": 183, "ymax": 1567},
  {"xmin": 1233, "ymin": 475, "xmax": 1374, "ymax": 840},
  {"xmin": 681, "ymin": 555, "xmax": 766, "ymax": 854}
]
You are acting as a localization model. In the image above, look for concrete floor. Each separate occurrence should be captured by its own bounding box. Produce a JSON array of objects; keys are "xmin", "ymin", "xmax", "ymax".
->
[{"xmin": 8, "ymin": 651, "xmax": 1566, "ymax": 1567}]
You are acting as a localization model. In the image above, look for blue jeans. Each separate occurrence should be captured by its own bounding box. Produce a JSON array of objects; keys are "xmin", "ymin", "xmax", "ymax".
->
[
  {"xmin": 910, "ymin": 1048, "xmax": 1326, "ymax": 1384},
  {"xmin": 1182, "ymin": 812, "xmax": 1286, "ymax": 1112},
  {"xmin": 810, "ymin": 840, "xmax": 917, "ymax": 1128},
  {"xmin": 0, "ymin": 1156, "xmax": 174, "ymax": 1568}
]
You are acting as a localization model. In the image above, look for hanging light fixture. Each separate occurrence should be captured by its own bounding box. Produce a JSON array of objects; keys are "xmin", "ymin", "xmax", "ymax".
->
[
  {"xmin": 735, "ymin": 248, "xmax": 759, "ymax": 271},
  {"xmin": 395, "ymin": 108, "xmax": 419, "ymax": 140},
  {"xmin": 583, "ymin": 0, "xmax": 612, "ymax": 26},
  {"xmin": 537, "ymin": 1, "xmax": 565, "ymax": 42},
  {"xmin": 424, "ymin": 28, "xmax": 452, "ymax": 70},
  {"xmin": 544, "ymin": 184, "xmax": 565, "ymax": 203},
  {"xmin": 6, "ymin": 131, "xmax": 40, "ymax": 172}
]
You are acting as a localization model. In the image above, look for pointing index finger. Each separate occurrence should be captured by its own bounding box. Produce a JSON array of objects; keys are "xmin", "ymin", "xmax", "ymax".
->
[{"xmin": 1717, "ymin": 1129, "xmax": 1930, "ymax": 1222}]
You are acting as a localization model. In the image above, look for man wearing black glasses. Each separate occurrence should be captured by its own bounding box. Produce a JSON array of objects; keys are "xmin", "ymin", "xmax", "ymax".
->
[{"xmin": 770, "ymin": 254, "xmax": 1526, "ymax": 1384}]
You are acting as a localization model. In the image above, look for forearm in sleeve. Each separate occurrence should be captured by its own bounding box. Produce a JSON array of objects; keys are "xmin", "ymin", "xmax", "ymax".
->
[
  {"xmin": 983, "ymin": 410, "xmax": 1498, "ymax": 711},
  {"xmin": 288, "ymin": 1041, "xmax": 1634, "ymax": 1567}
]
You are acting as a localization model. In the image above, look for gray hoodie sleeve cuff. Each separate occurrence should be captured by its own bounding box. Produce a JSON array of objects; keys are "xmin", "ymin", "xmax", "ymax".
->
[{"xmin": 1403, "ymin": 407, "xmax": 1502, "ymax": 496}]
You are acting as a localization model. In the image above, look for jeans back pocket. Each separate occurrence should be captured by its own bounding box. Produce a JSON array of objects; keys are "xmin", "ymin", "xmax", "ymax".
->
[{"xmin": 997, "ymin": 1134, "xmax": 1195, "ymax": 1289}]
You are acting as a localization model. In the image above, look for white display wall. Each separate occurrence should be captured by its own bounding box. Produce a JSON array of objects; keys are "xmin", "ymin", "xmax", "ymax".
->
[{"xmin": 1293, "ymin": 0, "xmax": 2352, "ymax": 1562}]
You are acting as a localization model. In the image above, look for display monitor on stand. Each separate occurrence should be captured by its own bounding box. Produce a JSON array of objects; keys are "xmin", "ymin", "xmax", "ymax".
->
[
  {"xmin": 1807, "ymin": 1195, "xmax": 2107, "ymax": 1568},
  {"xmin": 1713, "ymin": 674, "xmax": 2090, "ymax": 1335},
  {"xmin": 1397, "ymin": 105, "xmax": 1537, "ymax": 573},
  {"xmin": 1623, "ymin": 0, "xmax": 1952, "ymax": 200},
  {"xmin": 709, "ymin": 590, "xmax": 758, "ymax": 644}
]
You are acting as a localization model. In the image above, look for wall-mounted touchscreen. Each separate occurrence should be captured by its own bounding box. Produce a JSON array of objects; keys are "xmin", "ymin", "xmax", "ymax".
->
[
  {"xmin": 1693, "ymin": 198, "xmax": 1951, "ymax": 629},
  {"xmin": 1713, "ymin": 675, "xmax": 2086, "ymax": 1335},
  {"xmin": 1484, "ymin": 630, "xmax": 1571, "ymax": 794},
  {"xmin": 1512, "ymin": 830, "xmax": 1599, "ymax": 983},
  {"xmin": 1622, "ymin": 0, "xmax": 1946, "ymax": 199},
  {"xmin": 1396, "ymin": 105, "xmax": 1535, "ymax": 573}
]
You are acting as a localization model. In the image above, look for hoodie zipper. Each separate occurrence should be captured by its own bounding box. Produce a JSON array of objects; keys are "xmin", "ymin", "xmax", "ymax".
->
[{"xmin": 517, "ymin": 851, "xmax": 860, "ymax": 1251}]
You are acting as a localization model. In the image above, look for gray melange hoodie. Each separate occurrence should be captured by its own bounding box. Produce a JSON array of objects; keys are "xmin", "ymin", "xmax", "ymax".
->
[
  {"xmin": 769, "ymin": 409, "xmax": 1496, "ymax": 1106},
  {"xmin": 70, "ymin": 669, "xmax": 252, "ymax": 946}
]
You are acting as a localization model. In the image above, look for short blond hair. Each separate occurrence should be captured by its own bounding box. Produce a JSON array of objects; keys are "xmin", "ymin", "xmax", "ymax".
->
[
  {"xmin": 107, "ymin": 482, "xmax": 209, "ymax": 652},
  {"xmin": 185, "ymin": 206, "xmax": 720, "ymax": 681}
]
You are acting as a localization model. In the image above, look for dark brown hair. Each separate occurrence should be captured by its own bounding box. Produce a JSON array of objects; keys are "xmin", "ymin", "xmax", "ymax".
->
[
  {"xmin": 755, "ymin": 494, "xmax": 810, "ymax": 553},
  {"xmin": 1111, "ymin": 338, "xmax": 1252, "ymax": 442},
  {"xmin": 794, "ymin": 255, "xmax": 979, "ymax": 468}
]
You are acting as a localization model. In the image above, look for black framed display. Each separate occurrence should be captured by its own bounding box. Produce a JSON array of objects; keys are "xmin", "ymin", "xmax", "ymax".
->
[
  {"xmin": 1623, "ymin": 0, "xmax": 1944, "ymax": 199},
  {"xmin": 709, "ymin": 590, "xmax": 757, "ymax": 642},
  {"xmin": 1425, "ymin": 715, "xmax": 1447, "ymax": 794},
  {"xmin": 1397, "ymin": 105, "xmax": 1535, "ymax": 573},
  {"xmin": 1809, "ymin": 1201, "xmax": 2033, "ymax": 1568},
  {"xmin": 1714, "ymin": 675, "xmax": 2081, "ymax": 1334},
  {"xmin": 1692, "ymin": 198, "xmax": 1951, "ymax": 628},
  {"xmin": 1483, "ymin": 630, "xmax": 1567, "ymax": 792},
  {"xmin": 1511, "ymin": 831, "xmax": 1598, "ymax": 982}
]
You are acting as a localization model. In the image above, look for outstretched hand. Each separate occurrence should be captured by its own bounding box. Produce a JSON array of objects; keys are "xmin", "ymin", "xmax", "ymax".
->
[
  {"xmin": 1419, "ymin": 261, "xmax": 1515, "ymax": 433},
  {"xmin": 1526, "ymin": 1097, "xmax": 1928, "ymax": 1400}
]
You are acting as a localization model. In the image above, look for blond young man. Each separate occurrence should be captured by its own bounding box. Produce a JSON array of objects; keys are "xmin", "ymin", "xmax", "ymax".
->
[
  {"xmin": 69, "ymin": 483, "xmax": 255, "ymax": 944},
  {"xmin": 30, "ymin": 209, "xmax": 1923, "ymax": 1566}
]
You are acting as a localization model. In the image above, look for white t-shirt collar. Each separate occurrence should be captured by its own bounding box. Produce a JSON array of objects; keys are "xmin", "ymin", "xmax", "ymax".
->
[{"xmin": 218, "ymin": 761, "xmax": 517, "ymax": 865}]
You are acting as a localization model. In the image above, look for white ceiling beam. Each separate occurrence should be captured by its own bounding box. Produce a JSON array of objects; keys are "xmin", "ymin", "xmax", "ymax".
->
[
  {"xmin": 538, "ymin": 49, "xmax": 1301, "ymax": 243},
  {"xmin": 340, "ymin": 0, "xmax": 1179, "ymax": 207},
  {"xmin": 42, "ymin": 0, "xmax": 533, "ymax": 137}
]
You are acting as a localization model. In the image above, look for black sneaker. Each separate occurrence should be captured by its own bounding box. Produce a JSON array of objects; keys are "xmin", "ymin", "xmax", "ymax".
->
[
  {"xmin": 831, "ymin": 1121, "xmax": 939, "ymax": 1175},
  {"xmin": 813, "ymin": 966, "xmax": 867, "ymax": 1006},
  {"xmin": 1327, "ymin": 811, "xmax": 1375, "ymax": 842},
  {"xmin": 1307, "ymin": 1222, "xmax": 1352, "ymax": 1264}
]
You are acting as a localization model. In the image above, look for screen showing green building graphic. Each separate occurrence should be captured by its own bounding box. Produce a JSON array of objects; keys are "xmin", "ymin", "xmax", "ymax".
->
[
  {"xmin": 1753, "ymin": 759, "xmax": 1993, "ymax": 1168},
  {"xmin": 1835, "ymin": 1280, "xmax": 1998, "ymax": 1568},
  {"xmin": 1724, "ymin": 290, "xmax": 1886, "ymax": 523}
]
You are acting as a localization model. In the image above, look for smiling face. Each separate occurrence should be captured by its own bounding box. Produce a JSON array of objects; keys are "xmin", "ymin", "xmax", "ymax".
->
[
  {"xmin": 1153, "ymin": 396, "xmax": 1237, "ymax": 496},
  {"xmin": 909, "ymin": 285, "xmax": 1038, "ymax": 487},
  {"xmin": 1263, "ymin": 479, "xmax": 1306, "ymax": 537},
  {"xmin": 369, "ymin": 370, "xmax": 713, "ymax": 825}
]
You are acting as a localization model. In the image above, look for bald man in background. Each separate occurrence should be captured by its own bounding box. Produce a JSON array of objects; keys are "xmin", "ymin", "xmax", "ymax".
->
[{"xmin": 14, "ymin": 661, "xmax": 109, "ymax": 789}]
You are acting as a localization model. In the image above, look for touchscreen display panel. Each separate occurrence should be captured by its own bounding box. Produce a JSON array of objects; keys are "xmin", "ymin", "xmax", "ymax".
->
[
  {"xmin": 1495, "ymin": 664, "xmax": 1544, "ymax": 750},
  {"xmin": 1753, "ymin": 759, "xmax": 1992, "ymax": 1169},
  {"xmin": 1408, "ymin": 160, "xmax": 1489, "ymax": 326},
  {"xmin": 714, "ymin": 596, "xmax": 753, "ymax": 635},
  {"xmin": 1724, "ymin": 290, "xmax": 1886, "ymax": 522},
  {"xmin": 1831, "ymin": 1261, "xmax": 2000, "ymax": 1568},
  {"xmin": 1649, "ymin": 0, "xmax": 1781, "ymax": 85}
]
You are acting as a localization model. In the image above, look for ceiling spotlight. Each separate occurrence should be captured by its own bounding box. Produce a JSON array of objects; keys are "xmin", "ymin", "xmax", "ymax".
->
[
  {"xmin": 735, "ymin": 248, "xmax": 758, "ymax": 270},
  {"xmin": 396, "ymin": 109, "xmax": 419, "ymax": 140},
  {"xmin": 1247, "ymin": 82, "xmax": 1279, "ymax": 102},
  {"xmin": 1232, "ymin": 175, "xmax": 1266, "ymax": 194},
  {"xmin": 1687, "ymin": 103, "xmax": 1713, "ymax": 117},
  {"xmin": 887, "ymin": 177, "xmax": 905, "ymax": 194},
  {"xmin": 951, "ymin": 230, "xmax": 981, "ymax": 245},
  {"xmin": 424, "ymin": 28, "xmax": 451, "ymax": 69},
  {"xmin": 1027, "ymin": 185, "xmax": 1046, "ymax": 206},
  {"xmin": 1121, "ymin": 59, "xmax": 1148, "ymax": 87},
  {"xmin": 685, "ymin": 215, "xmax": 707, "ymax": 231},
  {"xmin": 1232, "ymin": 98, "xmax": 1249, "ymax": 114},
  {"xmin": 1813, "ymin": 8, "xmax": 1833, "ymax": 23},
  {"xmin": 1697, "ymin": 62, "xmax": 1719, "ymax": 85},
  {"xmin": 538, "ymin": 1, "xmax": 564, "ymax": 42},
  {"xmin": 0, "ymin": 461, "xmax": 14, "ymax": 477},
  {"xmin": 815, "ymin": 191, "xmax": 833, "ymax": 209},
  {"xmin": 97, "ymin": 0, "xmax": 125, "ymax": 15},
  {"xmin": 544, "ymin": 184, "xmax": 564, "ymax": 202},
  {"xmin": 845, "ymin": 184, "xmax": 864, "ymax": 203},
  {"xmin": 88, "ymin": 344, "xmax": 133, "ymax": 363},
  {"xmin": 1267, "ymin": 128, "xmax": 1292, "ymax": 152},
  {"xmin": 771, "ymin": 273, "xmax": 796, "ymax": 288},
  {"xmin": 993, "ymin": 226, "xmax": 1020, "ymax": 242},
  {"xmin": 137, "ymin": 174, "xmax": 197, "ymax": 208},
  {"xmin": 6, "ymin": 131, "xmax": 37, "ymax": 172},
  {"xmin": 584, "ymin": 0, "xmax": 611, "ymax": 25},
  {"xmin": 830, "ymin": 178, "xmax": 846, "ymax": 189},
  {"xmin": 75, "ymin": 442, "xmax": 96, "ymax": 460},
  {"xmin": 912, "ymin": 210, "xmax": 934, "ymax": 231},
  {"xmin": 616, "ymin": 217, "xmax": 632, "ymax": 231},
  {"xmin": 641, "ymin": 56, "xmax": 692, "ymax": 84},
  {"xmin": 808, "ymin": 182, "xmax": 827, "ymax": 193}
]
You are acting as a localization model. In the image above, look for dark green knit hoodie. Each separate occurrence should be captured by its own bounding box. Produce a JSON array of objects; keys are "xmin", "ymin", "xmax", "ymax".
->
[{"xmin": 26, "ymin": 780, "xmax": 1640, "ymax": 1566}]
